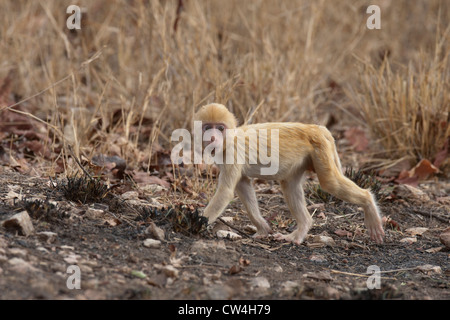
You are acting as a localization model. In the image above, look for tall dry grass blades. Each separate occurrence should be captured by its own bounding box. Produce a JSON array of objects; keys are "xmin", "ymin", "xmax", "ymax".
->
[
  {"xmin": 0, "ymin": 0, "xmax": 448, "ymax": 177},
  {"xmin": 348, "ymin": 46, "xmax": 449, "ymax": 164}
]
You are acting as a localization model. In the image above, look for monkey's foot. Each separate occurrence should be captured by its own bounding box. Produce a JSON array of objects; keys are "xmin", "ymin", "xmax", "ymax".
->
[
  {"xmin": 366, "ymin": 221, "xmax": 385, "ymax": 244},
  {"xmin": 252, "ymin": 228, "xmax": 273, "ymax": 240},
  {"xmin": 273, "ymin": 231, "xmax": 306, "ymax": 245}
]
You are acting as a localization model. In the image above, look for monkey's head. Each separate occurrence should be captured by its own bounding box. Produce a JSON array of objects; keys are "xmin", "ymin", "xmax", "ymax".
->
[{"xmin": 194, "ymin": 103, "xmax": 237, "ymax": 150}]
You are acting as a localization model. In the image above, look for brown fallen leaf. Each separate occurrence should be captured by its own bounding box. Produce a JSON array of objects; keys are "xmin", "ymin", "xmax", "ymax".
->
[
  {"xmin": 129, "ymin": 170, "xmax": 170, "ymax": 188},
  {"xmin": 405, "ymin": 227, "xmax": 428, "ymax": 236},
  {"xmin": 229, "ymin": 264, "xmax": 243, "ymax": 275},
  {"xmin": 344, "ymin": 127, "xmax": 369, "ymax": 152},
  {"xmin": 92, "ymin": 154, "xmax": 126, "ymax": 172},
  {"xmin": 396, "ymin": 159, "xmax": 439, "ymax": 186},
  {"xmin": 334, "ymin": 229, "xmax": 352, "ymax": 238},
  {"xmin": 239, "ymin": 257, "xmax": 251, "ymax": 266},
  {"xmin": 383, "ymin": 216, "xmax": 400, "ymax": 231}
]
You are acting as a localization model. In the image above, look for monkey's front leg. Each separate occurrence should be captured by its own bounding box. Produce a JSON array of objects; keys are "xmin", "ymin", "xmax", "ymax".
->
[
  {"xmin": 203, "ymin": 168, "xmax": 241, "ymax": 224},
  {"xmin": 235, "ymin": 176, "xmax": 272, "ymax": 238}
]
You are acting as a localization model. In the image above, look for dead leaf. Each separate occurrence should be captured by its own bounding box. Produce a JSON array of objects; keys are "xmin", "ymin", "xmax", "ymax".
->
[
  {"xmin": 405, "ymin": 227, "xmax": 428, "ymax": 236},
  {"xmin": 334, "ymin": 229, "xmax": 352, "ymax": 238},
  {"xmin": 383, "ymin": 216, "xmax": 401, "ymax": 231},
  {"xmin": 400, "ymin": 237, "xmax": 417, "ymax": 244},
  {"xmin": 129, "ymin": 170, "xmax": 170, "ymax": 188},
  {"xmin": 393, "ymin": 184, "xmax": 430, "ymax": 202},
  {"xmin": 92, "ymin": 154, "xmax": 126, "ymax": 172},
  {"xmin": 344, "ymin": 127, "xmax": 369, "ymax": 152},
  {"xmin": 425, "ymin": 247, "xmax": 443, "ymax": 253},
  {"xmin": 416, "ymin": 264, "xmax": 442, "ymax": 274},
  {"xmin": 229, "ymin": 265, "xmax": 243, "ymax": 275},
  {"xmin": 396, "ymin": 159, "xmax": 439, "ymax": 186},
  {"xmin": 239, "ymin": 257, "xmax": 250, "ymax": 266}
]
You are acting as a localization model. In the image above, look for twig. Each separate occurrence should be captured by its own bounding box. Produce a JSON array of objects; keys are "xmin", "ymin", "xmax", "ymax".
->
[
  {"xmin": 412, "ymin": 209, "xmax": 449, "ymax": 224},
  {"xmin": 218, "ymin": 217, "xmax": 274, "ymax": 246},
  {"xmin": 218, "ymin": 217, "xmax": 253, "ymax": 239},
  {"xmin": 67, "ymin": 145, "xmax": 93, "ymax": 179}
]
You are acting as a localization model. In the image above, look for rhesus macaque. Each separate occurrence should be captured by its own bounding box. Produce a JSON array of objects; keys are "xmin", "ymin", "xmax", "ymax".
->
[{"xmin": 194, "ymin": 103, "xmax": 384, "ymax": 244}]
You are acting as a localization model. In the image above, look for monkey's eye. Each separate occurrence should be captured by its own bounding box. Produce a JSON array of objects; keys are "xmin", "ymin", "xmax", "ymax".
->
[
  {"xmin": 217, "ymin": 125, "xmax": 225, "ymax": 132},
  {"xmin": 204, "ymin": 125, "xmax": 212, "ymax": 131}
]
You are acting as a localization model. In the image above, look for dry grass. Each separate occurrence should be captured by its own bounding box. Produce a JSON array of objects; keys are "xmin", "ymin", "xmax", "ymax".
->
[
  {"xmin": 347, "ymin": 39, "xmax": 449, "ymax": 166},
  {"xmin": 0, "ymin": 0, "xmax": 448, "ymax": 183}
]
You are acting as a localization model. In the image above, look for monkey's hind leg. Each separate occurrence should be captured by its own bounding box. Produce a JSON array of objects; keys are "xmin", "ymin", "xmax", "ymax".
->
[
  {"xmin": 312, "ymin": 143, "xmax": 385, "ymax": 243},
  {"xmin": 273, "ymin": 177, "xmax": 312, "ymax": 245}
]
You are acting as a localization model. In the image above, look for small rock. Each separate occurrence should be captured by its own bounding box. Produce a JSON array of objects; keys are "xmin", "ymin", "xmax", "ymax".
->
[
  {"xmin": 220, "ymin": 217, "xmax": 234, "ymax": 223},
  {"xmin": 311, "ymin": 235, "xmax": 336, "ymax": 247},
  {"xmin": 400, "ymin": 237, "xmax": 417, "ymax": 244},
  {"xmin": 161, "ymin": 265, "xmax": 179, "ymax": 278},
  {"xmin": 85, "ymin": 207, "xmax": 104, "ymax": 219},
  {"xmin": 8, "ymin": 248, "xmax": 28, "ymax": 257},
  {"xmin": 143, "ymin": 238, "xmax": 161, "ymax": 248},
  {"xmin": 2, "ymin": 211, "xmax": 34, "ymax": 236},
  {"xmin": 37, "ymin": 231, "xmax": 58, "ymax": 244},
  {"xmin": 250, "ymin": 277, "xmax": 270, "ymax": 289},
  {"xmin": 439, "ymin": 227, "xmax": 450, "ymax": 249},
  {"xmin": 63, "ymin": 253, "xmax": 80, "ymax": 264},
  {"xmin": 216, "ymin": 230, "xmax": 242, "ymax": 240},
  {"xmin": 309, "ymin": 254, "xmax": 327, "ymax": 262},
  {"xmin": 145, "ymin": 222, "xmax": 165, "ymax": 241},
  {"xmin": 8, "ymin": 257, "xmax": 38, "ymax": 273},
  {"xmin": 280, "ymin": 281, "xmax": 301, "ymax": 296},
  {"xmin": 273, "ymin": 264, "xmax": 283, "ymax": 273}
]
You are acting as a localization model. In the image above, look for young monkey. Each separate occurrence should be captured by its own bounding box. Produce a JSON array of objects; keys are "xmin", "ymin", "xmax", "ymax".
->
[{"xmin": 194, "ymin": 103, "xmax": 385, "ymax": 245}]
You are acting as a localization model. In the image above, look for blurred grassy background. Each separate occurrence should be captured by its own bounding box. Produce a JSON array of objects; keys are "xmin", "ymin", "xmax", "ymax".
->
[{"xmin": 0, "ymin": 0, "xmax": 448, "ymax": 176}]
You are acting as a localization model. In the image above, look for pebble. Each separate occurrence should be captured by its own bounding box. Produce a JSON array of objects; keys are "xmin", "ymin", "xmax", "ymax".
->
[
  {"xmin": 143, "ymin": 238, "xmax": 161, "ymax": 248},
  {"xmin": 216, "ymin": 230, "xmax": 242, "ymax": 240},
  {"xmin": 2, "ymin": 211, "xmax": 34, "ymax": 236},
  {"xmin": 37, "ymin": 232, "xmax": 58, "ymax": 244}
]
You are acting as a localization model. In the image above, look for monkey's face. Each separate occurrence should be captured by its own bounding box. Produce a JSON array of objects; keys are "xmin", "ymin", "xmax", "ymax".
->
[{"xmin": 202, "ymin": 123, "xmax": 226, "ymax": 153}]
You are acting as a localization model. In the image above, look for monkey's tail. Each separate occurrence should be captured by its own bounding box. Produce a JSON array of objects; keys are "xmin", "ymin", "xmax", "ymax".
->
[{"xmin": 311, "ymin": 126, "xmax": 373, "ymax": 208}]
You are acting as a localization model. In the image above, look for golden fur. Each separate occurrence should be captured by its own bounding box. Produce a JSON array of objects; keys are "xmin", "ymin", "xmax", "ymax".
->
[{"xmin": 194, "ymin": 103, "xmax": 384, "ymax": 244}]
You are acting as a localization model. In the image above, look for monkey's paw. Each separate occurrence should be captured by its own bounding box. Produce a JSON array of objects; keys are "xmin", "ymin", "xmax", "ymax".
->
[
  {"xmin": 365, "ymin": 216, "xmax": 385, "ymax": 244},
  {"xmin": 366, "ymin": 223, "xmax": 385, "ymax": 244},
  {"xmin": 273, "ymin": 231, "xmax": 305, "ymax": 245},
  {"xmin": 252, "ymin": 228, "xmax": 273, "ymax": 240}
]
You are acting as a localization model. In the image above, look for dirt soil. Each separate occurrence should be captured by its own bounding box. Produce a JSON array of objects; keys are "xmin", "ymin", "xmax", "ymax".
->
[{"xmin": 0, "ymin": 171, "xmax": 448, "ymax": 300}]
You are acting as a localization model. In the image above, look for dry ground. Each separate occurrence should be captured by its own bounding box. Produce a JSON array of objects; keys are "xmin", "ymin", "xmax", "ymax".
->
[{"xmin": 0, "ymin": 170, "xmax": 448, "ymax": 300}]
